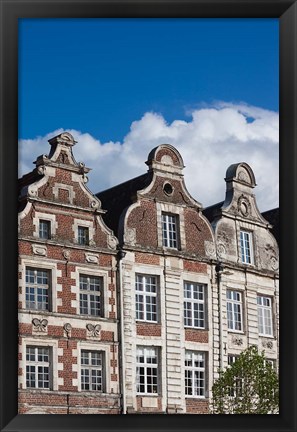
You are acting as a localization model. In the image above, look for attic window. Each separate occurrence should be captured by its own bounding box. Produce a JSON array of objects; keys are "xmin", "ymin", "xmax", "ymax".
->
[{"xmin": 163, "ymin": 182, "xmax": 173, "ymax": 196}]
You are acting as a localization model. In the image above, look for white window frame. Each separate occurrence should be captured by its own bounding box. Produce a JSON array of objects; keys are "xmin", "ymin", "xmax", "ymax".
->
[
  {"xmin": 257, "ymin": 295, "xmax": 273, "ymax": 336},
  {"xmin": 39, "ymin": 219, "xmax": 51, "ymax": 239},
  {"xmin": 162, "ymin": 213, "xmax": 179, "ymax": 249},
  {"xmin": 184, "ymin": 282, "xmax": 206, "ymax": 329},
  {"xmin": 136, "ymin": 346, "xmax": 159, "ymax": 395},
  {"xmin": 73, "ymin": 219, "xmax": 94, "ymax": 246},
  {"xmin": 135, "ymin": 274, "xmax": 158, "ymax": 322},
  {"xmin": 185, "ymin": 351, "xmax": 207, "ymax": 398},
  {"xmin": 20, "ymin": 259, "xmax": 60, "ymax": 313},
  {"xmin": 25, "ymin": 346, "xmax": 52, "ymax": 390},
  {"xmin": 25, "ymin": 267, "xmax": 50, "ymax": 311},
  {"xmin": 240, "ymin": 230, "xmax": 253, "ymax": 264},
  {"xmin": 32, "ymin": 212, "xmax": 57, "ymax": 239},
  {"xmin": 227, "ymin": 355, "xmax": 243, "ymax": 397},
  {"xmin": 227, "ymin": 290, "xmax": 243, "ymax": 332},
  {"xmin": 80, "ymin": 350, "xmax": 104, "ymax": 392},
  {"xmin": 79, "ymin": 274, "xmax": 103, "ymax": 317},
  {"xmin": 78, "ymin": 226, "xmax": 89, "ymax": 246}
]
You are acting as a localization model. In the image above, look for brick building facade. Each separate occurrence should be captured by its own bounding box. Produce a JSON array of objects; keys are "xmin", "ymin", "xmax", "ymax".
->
[
  {"xmin": 18, "ymin": 132, "xmax": 279, "ymax": 414},
  {"xmin": 18, "ymin": 133, "xmax": 120, "ymax": 414}
]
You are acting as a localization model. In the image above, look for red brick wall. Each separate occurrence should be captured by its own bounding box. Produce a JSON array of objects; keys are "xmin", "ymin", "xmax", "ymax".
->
[
  {"xmin": 185, "ymin": 328, "xmax": 209, "ymax": 343},
  {"xmin": 135, "ymin": 252, "xmax": 160, "ymax": 266},
  {"xmin": 183, "ymin": 260, "xmax": 207, "ymax": 273},
  {"xmin": 18, "ymin": 391, "xmax": 120, "ymax": 414},
  {"xmin": 136, "ymin": 323, "xmax": 161, "ymax": 337},
  {"xmin": 185, "ymin": 398, "xmax": 209, "ymax": 414},
  {"xmin": 184, "ymin": 207, "xmax": 214, "ymax": 255},
  {"xmin": 127, "ymin": 200, "xmax": 158, "ymax": 248}
]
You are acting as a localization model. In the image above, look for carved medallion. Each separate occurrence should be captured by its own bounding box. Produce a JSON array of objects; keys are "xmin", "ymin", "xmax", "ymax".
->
[
  {"xmin": 63, "ymin": 323, "xmax": 72, "ymax": 337},
  {"xmin": 237, "ymin": 195, "xmax": 251, "ymax": 217}
]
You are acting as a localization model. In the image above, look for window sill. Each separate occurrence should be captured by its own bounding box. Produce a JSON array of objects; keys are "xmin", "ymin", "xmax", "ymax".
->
[
  {"xmin": 259, "ymin": 334, "xmax": 275, "ymax": 339},
  {"xmin": 185, "ymin": 395, "xmax": 207, "ymax": 400},
  {"xmin": 228, "ymin": 330, "xmax": 245, "ymax": 335},
  {"xmin": 184, "ymin": 326, "xmax": 207, "ymax": 330},
  {"xmin": 136, "ymin": 320, "xmax": 159, "ymax": 324}
]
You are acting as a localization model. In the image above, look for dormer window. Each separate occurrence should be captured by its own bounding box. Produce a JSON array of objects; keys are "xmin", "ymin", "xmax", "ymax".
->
[
  {"xmin": 39, "ymin": 220, "xmax": 51, "ymax": 240},
  {"xmin": 162, "ymin": 213, "xmax": 179, "ymax": 249},
  {"xmin": 240, "ymin": 230, "xmax": 253, "ymax": 264},
  {"xmin": 78, "ymin": 226, "xmax": 89, "ymax": 246}
]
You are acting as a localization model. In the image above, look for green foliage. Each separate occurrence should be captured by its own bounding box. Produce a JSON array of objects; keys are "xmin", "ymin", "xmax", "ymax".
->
[{"xmin": 211, "ymin": 346, "xmax": 279, "ymax": 414}]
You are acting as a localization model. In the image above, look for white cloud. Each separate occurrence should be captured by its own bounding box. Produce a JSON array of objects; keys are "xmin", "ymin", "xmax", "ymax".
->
[{"xmin": 18, "ymin": 102, "xmax": 279, "ymax": 212}]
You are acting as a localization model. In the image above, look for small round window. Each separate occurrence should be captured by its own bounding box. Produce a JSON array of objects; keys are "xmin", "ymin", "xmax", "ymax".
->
[{"xmin": 163, "ymin": 182, "xmax": 173, "ymax": 196}]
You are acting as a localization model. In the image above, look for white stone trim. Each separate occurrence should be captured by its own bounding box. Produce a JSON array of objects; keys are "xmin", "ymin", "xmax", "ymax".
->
[
  {"xmin": 32, "ymin": 212, "xmax": 58, "ymax": 239},
  {"xmin": 156, "ymin": 202, "xmax": 185, "ymax": 250},
  {"xmin": 72, "ymin": 266, "xmax": 109, "ymax": 318},
  {"xmin": 53, "ymin": 183, "xmax": 75, "ymax": 204},
  {"xmin": 72, "ymin": 218, "xmax": 95, "ymax": 245},
  {"xmin": 77, "ymin": 341, "xmax": 112, "ymax": 393},
  {"xmin": 19, "ymin": 258, "xmax": 61, "ymax": 313},
  {"xmin": 20, "ymin": 338, "xmax": 61, "ymax": 390}
]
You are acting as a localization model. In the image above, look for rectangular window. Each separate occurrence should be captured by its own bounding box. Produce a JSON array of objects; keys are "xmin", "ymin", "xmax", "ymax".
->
[
  {"xmin": 81, "ymin": 350, "xmax": 103, "ymax": 391},
  {"xmin": 257, "ymin": 296, "xmax": 273, "ymax": 336},
  {"xmin": 39, "ymin": 220, "xmax": 51, "ymax": 239},
  {"xmin": 227, "ymin": 290, "xmax": 243, "ymax": 331},
  {"xmin": 135, "ymin": 274, "xmax": 158, "ymax": 322},
  {"xmin": 162, "ymin": 213, "xmax": 179, "ymax": 249},
  {"xmin": 184, "ymin": 282, "xmax": 206, "ymax": 328},
  {"xmin": 136, "ymin": 346, "xmax": 158, "ymax": 395},
  {"xmin": 185, "ymin": 351, "xmax": 206, "ymax": 397},
  {"xmin": 79, "ymin": 275, "xmax": 103, "ymax": 316},
  {"xmin": 78, "ymin": 226, "xmax": 89, "ymax": 245},
  {"xmin": 227, "ymin": 355, "xmax": 242, "ymax": 397},
  {"xmin": 26, "ymin": 346, "xmax": 51, "ymax": 389},
  {"xmin": 264, "ymin": 359, "xmax": 276, "ymax": 370},
  {"xmin": 240, "ymin": 230, "xmax": 253, "ymax": 264},
  {"xmin": 25, "ymin": 268, "xmax": 50, "ymax": 311}
]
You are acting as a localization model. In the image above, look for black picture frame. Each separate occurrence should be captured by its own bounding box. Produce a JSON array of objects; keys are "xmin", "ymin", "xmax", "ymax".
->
[{"xmin": 0, "ymin": 1, "xmax": 296, "ymax": 431}]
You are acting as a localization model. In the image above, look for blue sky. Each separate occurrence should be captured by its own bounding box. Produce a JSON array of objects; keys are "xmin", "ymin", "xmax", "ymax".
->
[{"xmin": 18, "ymin": 19, "xmax": 279, "ymax": 211}]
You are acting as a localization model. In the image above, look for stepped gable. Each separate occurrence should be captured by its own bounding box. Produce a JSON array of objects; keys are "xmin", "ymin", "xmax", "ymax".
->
[{"xmin": 18, "ymin": 132, "xmax": 103, "ymax": 212}]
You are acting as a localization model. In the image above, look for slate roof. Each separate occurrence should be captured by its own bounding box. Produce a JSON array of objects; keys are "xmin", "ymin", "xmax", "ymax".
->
[
  {"xmin": 202, "ymin": 201, "xmax": 224, "ymax": 224},
  {"xmin": 262, "ymin": 207, "xmax": 279, "ymax": 244},
  {"xmin": 95, "ymin": 171, "xmax": 153, "ymax": 236}
]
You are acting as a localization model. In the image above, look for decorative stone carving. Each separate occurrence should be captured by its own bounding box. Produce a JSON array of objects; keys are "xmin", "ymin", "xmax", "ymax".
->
[
  {"xmin": 86, "ymin": 324, "xmax": 101, "ymax": 338},
  {"xmin": 32, "ymin": 318, "xmax": 48, "ymax": 332},
  {"xmin": 28, "ymin": 186, "xmax": 38, "ymax": 198},
  {"xmin": 262, "ymin": 339, "xmax": 273, "ymax": 349},
  {"xmin": 217, "ymin": 242, "xmax": 226, "ymax": 258},
  {"xmin": 232, "ymin": 335, "xmax": 243, "ymax": 346},
  {"xmin": 90, "ymin": 200, "xmax": 99, "ymax": 210},
  {"xmin": 63, "ymin": 323, "xmax": 72, "ymax": 337},
  {"xmin": 32, "ymin": 244, "xmax": 47, "ymax": 256},
  {"xmin": 124, "ymin": 228, "xmax": 136, "ymax": 246},
  {"xmin": 237, "ymin": 195, "xmax": 251, "ymax": 217},
  {"xmin": 270, "ymin": 256, "xmax": 279, "ymax": 271},
  {"xmin": 85, "ymin": 253, "xmax": 99, "ymax": 264},
  {"xmin": 238, "ymin": 169, "xmax": 250, "ymax": 184},
  {"xmin": 107, "ymin": 235, "xmax": 117, "ymax": 250},
  {"xmin": 161, "ymin": 155, "xmax": 173, "ymax": 165},
  {"xmin": 37, "ymin": 165, "xmax": 46, "ymax": 175},
  {"xmin": 204, "ymin": 240, "xmax": 216, "ymax": 258},
  {"xmin": 63, "ymin": 250, "xmax": 71, "ymax": 260}
]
